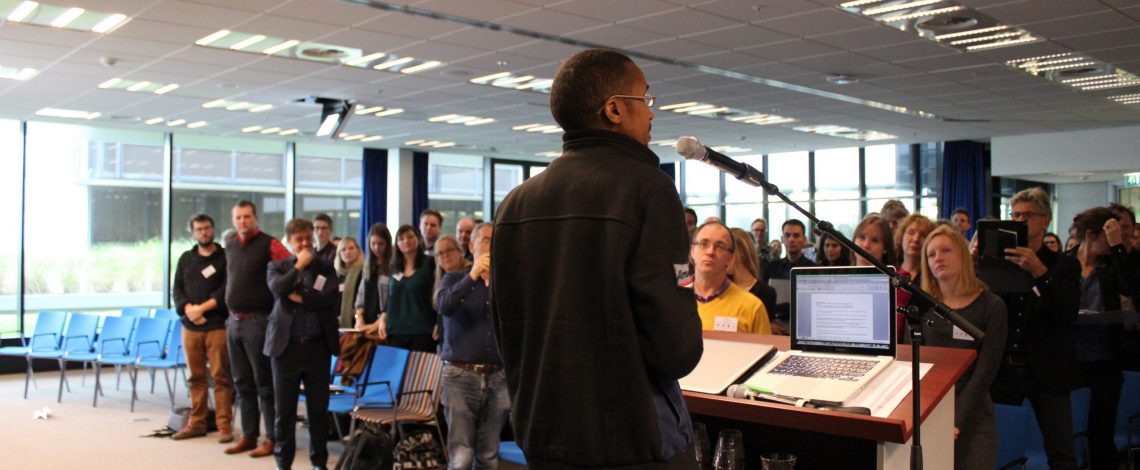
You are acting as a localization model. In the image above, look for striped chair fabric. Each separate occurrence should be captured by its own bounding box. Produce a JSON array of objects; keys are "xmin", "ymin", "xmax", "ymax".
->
[{"xmin": 351, "ymin": 350, "xmax": 442, "ymax": 427}]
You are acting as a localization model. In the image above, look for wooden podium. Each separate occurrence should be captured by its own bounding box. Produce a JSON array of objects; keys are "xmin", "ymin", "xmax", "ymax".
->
[{"xmin": 684, "ymin": 331, "xmax": 976, "ymax": 469}]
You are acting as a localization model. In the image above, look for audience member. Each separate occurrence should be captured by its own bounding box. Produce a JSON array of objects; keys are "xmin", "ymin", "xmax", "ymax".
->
[
  {"xmin": 813, "ymin": 233, "xmax": 851, "ymax": 267},
  {"xmin": 222, "ymin": 200, "xmax": 290, "ymax": 458},
  {"xmin": 1043, "ymin": 232, "xmax": 1062, "ymax": 253},
  {"xmin": 751, "ymin": 218, "xmax": 773, "ymax": 269},
  {"xmin": 420, "ymin": 209, "xmax": 443, "ymax": 255},
  {"xmin": 313, "ymin": 213, "xmax": 336, "ymax": 264},
  {"xmin": 690, "ymin": 222, "xmax": 769, "ymax": 334},
  {"xmin": 989, "ymin": 187, "xmax": 1081, "ymax": 469},
  {"xmin": 384, "ymin": 225, "xmax": 438, "ymax": 352},
  {"xmin": 728, "ymin": 228, "xmax": 778, "ymax": 334},
  {"xmin": 917, "ymin": 226, "xmax": 1007, "ymax": 470},
  {"xmin": 769, "ymin": 239, "xmax": 783, "ymax": 260},
  {"xmin": 1066, "ymin": 235, "xmax": 1080, "ymax": 252},
  {"xmin": 354, "ymin": 223, "xmax": 392, "ymax": 338},
  {"xmin": 431, "ymin": 235, "xmax": 470, "ymax": 342},
  {"xmin": 879, "ymin": 199, "xmax": 909, "ymax": 233},
  {"xmin": 761, "ymin": 219, "xmax": 815, "ymax": 283},
  {"xmin": 491, "ymin": 48, "xmax": 703, "ymax": 467},
  {"xmin": 1071, "ymin": 207, "xmax": 1135, "ymax": 470},
  {"xmin": 171, "ymin": 213, "xmax": 233, "ymax": 443},
  {"xmin": 852, "ymin": 214, "xmax": 896, "ymax": 267},
  {"xmin": 334, "ymin": 236, "xmax": 364, "ymax": 328},
  {"xmin": 684, "ymin": 208, "xmax": 698, "ymax": 233},
  {"xmin": 265, "ymin": 218, "xmax": 339, "ymax": 470},
  {"xmin": 437, "ymin": 223, "xmax": 510, "ymax": 469},
  {"xmin": 895, "ymin": 214, "xmax": 935, "ymax": 308},
  {"xmin": 1133, "ymin": 222, "xmax": 1140, "ymax": 251},
  {"xmin": 454, "ymin": 216, "xmax": 475, "ymax": 259},
  {"xmin": 951, "ymin": 207, "xmax": 972, "ymax": 237}
]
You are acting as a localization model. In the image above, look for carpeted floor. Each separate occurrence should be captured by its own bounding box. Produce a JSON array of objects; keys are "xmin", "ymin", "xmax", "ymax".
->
[{"xmin": 2, "ymin": 367, "xmax": 338, "ymax": 469}]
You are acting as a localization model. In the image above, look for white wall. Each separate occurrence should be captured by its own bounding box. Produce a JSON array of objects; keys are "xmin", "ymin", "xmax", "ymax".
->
[
  {"xmin": 1053, "ymin": 181, "xmax": 1114, "ymax": 238},
  {"xmin": 991, "ymin": 125, "xmax": 1140, "ymax": 176}
]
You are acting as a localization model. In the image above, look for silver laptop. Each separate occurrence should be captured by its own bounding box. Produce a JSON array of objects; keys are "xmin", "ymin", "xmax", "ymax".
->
[{"xmin": 744, "ymin": 266, "xmax": 896, "ymax": 405}]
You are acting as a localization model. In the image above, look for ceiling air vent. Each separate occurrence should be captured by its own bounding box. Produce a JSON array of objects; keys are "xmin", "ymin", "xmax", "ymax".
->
[
  {"xmin": 916, "ymin": 16, "xmax": 978, "ymax": 33},
  {"xmin": 296, "ymin": 45, "xmax": 353, "ymax": 63}
]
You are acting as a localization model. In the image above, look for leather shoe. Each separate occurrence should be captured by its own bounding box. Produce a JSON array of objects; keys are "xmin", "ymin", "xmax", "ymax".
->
[
  {"xmin": 217, "ymin": 427, "xmax": 235, "ymax": 444},
  {"xmin": 224, "ymin": 436, "xmax": 257, "ymax": 454},
  {"xmin": 249, "ymin": 439, "xmax": 275, "ymax": 458},
  {"xmin": 171, "ymin": 426, "xmax": 207, "ymax": 440}
]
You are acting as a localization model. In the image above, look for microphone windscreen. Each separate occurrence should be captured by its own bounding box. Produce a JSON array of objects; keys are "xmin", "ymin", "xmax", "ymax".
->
[
  {"xmin": 725, "ymin": 384, "xmax": 749, "ymax": 399},
  {"xmin": 675, "ymin": 136, "xmax": 705, "ymax": 160}
]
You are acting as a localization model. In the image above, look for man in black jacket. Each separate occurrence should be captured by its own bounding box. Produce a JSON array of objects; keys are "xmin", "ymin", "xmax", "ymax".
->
[
  {"xmin": 265, "ymin": 217, "xmax": 340, "ymax": 470},
  {"xmin": 990, "ymin": 187, "xmax": 1081, "ymax": 470},
  {"xmin": 491, "ymin": 48, "xmax": 703, "ymax": 468},
  {"xmin": 171, "ymin": 213, "xmax": 233, "ymax": 443}
]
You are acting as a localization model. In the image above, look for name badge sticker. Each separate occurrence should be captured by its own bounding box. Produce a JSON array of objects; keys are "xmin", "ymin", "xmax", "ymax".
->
[
  {"xmin": 713, "ymin": 316, "xmax": 739, "ymax": 332},
  {"xmin": 952, "ymin": 325, "xmax": 972, "ymax": 342},
  {"xmin": 201, "ymin": 265, "xmax": 216, "ymax": 279},
  {"xmin": 314, "ymin": 275, "xmax": 327, "ymax": 291},
  {"xmin": 393, "ymin": 273, "xmax": 404, "ymax": 282},
  {"xmin": 338, "ymin": 283, "xmax": 345, "ymax": 293},
  {"xmin": 674, "ymin": 263, "xmax": 693, "ymax": 287}
]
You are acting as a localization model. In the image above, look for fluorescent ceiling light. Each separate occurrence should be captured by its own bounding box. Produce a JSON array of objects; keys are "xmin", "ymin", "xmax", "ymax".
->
[
  {"xmin": 494, "ymin": 75, "xmax": 534, "ymax": 86},
  {"xmin": 346, "ymin": 52, "xmax": 387, "ymax": 67},
  {"xmin": 249, "ymin": 104, "xmax": 273, "ymax": 113},
  {"xmin": 341, "ymin": 134, "xmax": 365, "ymax": 141},
  {"xmin": 202, "ymin": 99, "xmax": 227, "ymax": 108},
  {"xmin": 186, "ymin": 121, "xmax": 207, "ymax": 129},
  {"xmin": 965, "ymin": 36, "xmax": 1037, "ymax": 51},
  {"xmin": 428, "ymin": 114, "xmax": 458, "ymax": 122},
  {"xmin": 659, "ymin": 102, "xmax": 699, "ymax": 111},
  {"xmin": 934, "ymin": 25, "xmax": 1009, "ymax": 40},
  {"xmin": 261, "ymin": 39, "xmax": 299, "ymax": 55},
  {"xmin": 316, "ymin": 114, "xmax": 340, "ymax": 136},
  {"xmin": 145, "ymin": 117, "xmax": 164, "ymax": 125},
  {"xmin": 400, "ymin": 60, "xmax": 442, "ymax": 74},
  {"xmin": 241, "ymin": 125, "xmax": 262, "ymax": 133},
  {"xmin": 373, "ymin": 57, "xmax": 414, "ymax": 70},
  {"xmin": 840, "ymin": 0, "xmax": 884, "ymax": 7},
  {"xmin": 13, "ymin": 67, "xmax": 36, "ymax": 80},
  {"xmin": 92, "ymin": 13, "xmax": 128, "ymax": 33},
  {"xmin": 434, "ymin": 142, "xmax": 455, "ymax": 148},
  {"xmin": 356, "ymin": 106, "xmax": 384, "ymax": 115},
  {"xmin": 405, "ymin": 139, "xmax": 425, "ymax": 145},
  {"xmin": 98, "ymin": 78, "xmax": 121, "ymax": 89},
  {"xmin": 225, "ymin": 101, "xmax": 251, "ymax": 111},
  {"xmin": 879, "ymin": 6, "xmax": 964, "ymax": 23},
  {"xmin": 126, "ymin": 81, "xmax": 151, "ymax": 92},
  {"xmin": 373, "ymin": 108, "xmax": 403, "ymax": 117},
  {"xmin": 465, "ymin": 118, "xmax": 495, "ymax": 126},
  {"xmin": 688, "ymin": 107, "xmax": 729, "ymax": 116},
  {"xmin": 50, "ymin": 7, "xmax": 83, "ymax": 28},
  {"xmin": 516, "ymin": 79, "xmax": 553, "ymax": 90},
  {"xmin": 1029, "ymin": 61, "xmax": 1097, "ymax": 72},
  {"xmin": 278, "ymin": 129, "xmax": 300, "ymax": 136},
  {"xmin": 260, "ymin": 127, "xmax": 281, "ymax": 134},
  {"xmin": 361, "ymin": 135, "xmax": 383, "ymax": 142},
  {"xmin": 673, "ymin": 104, "xmax": 716, "ymax": 113},
  {"xmin": 230, "ymin": 34, "xmax": 266, "ymax": 51},
  {"xmin": 863, "ymin": 0, "xmax": 942, "ymax": 16},
  {"xmin": 7, "ymin": 1, "xmax": 39, "ymax": 22},
  {"xmin": 36, "ymin": 107, "xmax": 99, "ymax": 119},
  {"xmin": 446, "ymin": 116, "xmax": 478, "ymax": 124},
  {"xmin": 196, "ymin": 30, "xmax": 231, "ymax": 46},
  {"xmin": 949, "ymin": 32, "xmax": 1022, "ymax": 46},
  {"xmin": 512, "ymin": 124, "xmax": 541, "ymax": 130},
  {"xmin": 470, "ymin": 72, "xmax": 511, "ymax": 84},
  {"xmin": 153, "ymin": 83, "xmax": 179, "ymax": 95},
  {"xmin": 166, "ymin": 119, "xmax": 186, "ymax": 126}
]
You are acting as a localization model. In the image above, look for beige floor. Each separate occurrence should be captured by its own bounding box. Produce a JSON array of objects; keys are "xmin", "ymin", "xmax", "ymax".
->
[{"xmin": 1, "ymin": 367, "xmax": 339, "ymax": 469}]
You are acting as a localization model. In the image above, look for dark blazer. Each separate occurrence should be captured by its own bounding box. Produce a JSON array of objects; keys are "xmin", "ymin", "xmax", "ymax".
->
[{"xmin": 264, "ymin": 256, "xmax": 341, "ymax": 358}]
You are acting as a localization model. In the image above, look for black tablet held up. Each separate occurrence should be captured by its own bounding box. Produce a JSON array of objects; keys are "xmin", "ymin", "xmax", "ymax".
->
[{"xmin": 977, "ymin": 220, "xmax": 1028, "ymax": 259}]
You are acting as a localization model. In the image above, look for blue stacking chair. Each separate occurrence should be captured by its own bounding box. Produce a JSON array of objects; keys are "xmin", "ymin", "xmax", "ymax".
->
[
  {"xmin": 119, "ymin": 317, "xmax": 173, "ymax": 411},
  {"xmin": 1024, "ymin": 388, "xmax": 1091, "ymax": 469},
  {"xmin": 135, "ymin": 320, "xmax": 186, "ymax": 408},
  {"xmin": 0, "ymin": 310, "xmax": 67, "ymax": 398},
  {"xmin": 995, "ymin": 403, "xmax": 1029, "ymax": 469},
  {"xmin": 152, "ymin": 308, "xmax": 177, "ymax": 320},
  {"xmin": 121, "ymin": 307, "xmax": 150, "ymax": 318},
  {"xmin": 500, "ymin": 441, "xmax": 527, "ymax": 466},
  {"xmin": 327, "ymin": 345, "xmax": 409, "ymax": 441},
  {"xmin": 87, "ymin": 315, "xmax": 143, "ymax": 407},
  {"xmin": 1116, "ymin": 371, "xmax": 1140, "ymax": 458},
  {"xmin": 42, "ymin": 313, "xmax": 100, "ymax": 402}
]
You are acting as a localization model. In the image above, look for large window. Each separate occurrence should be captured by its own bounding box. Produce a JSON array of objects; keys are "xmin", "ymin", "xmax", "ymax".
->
[
  {"xmin": 814, "ymin": 147, "xmax": 861, "ymax": 236},
  {"xmin": 683, "ymin": 158, "xmax": 722, "ymax": 222},
  {"xmin": 429, "ymin": 153, "xmax": 485, "ymax": 225},
  {"xmin": 724, "ymin": 154, "xmax": 765, "ymax": 230},
  {"xmin": 0, "ymin": 120, "xmax": 22, "ymax": 336},
  {"xmin": 296, "ymin": 142, "xmax": 363, "ymax": 241},
  {"xmin": 24, "ymin": 123, "xmax": 165, "ymax": 315},
  {"xmin": 765, "ymin": 151, "xmax": 810, "ymax": 235},
  {"xmin": 917, "ymin": 143, "xmax": 942, "ymax": 218}
]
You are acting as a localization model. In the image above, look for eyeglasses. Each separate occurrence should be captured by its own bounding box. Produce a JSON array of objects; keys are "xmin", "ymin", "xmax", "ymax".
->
[
  {"xmin": 436, "ymin": 248, "xmax": 460, "ymax": 256},
  {"xmin": 1010, "ymin": 211, "xmax": 1045, "ymax": 220},
  {"xmin": 692, "ymin": 240, "xmax": 733, "ymax": 253},
  {"xmin": 597, "ymin": 93, "xmax": 656, "ymax": 114}
]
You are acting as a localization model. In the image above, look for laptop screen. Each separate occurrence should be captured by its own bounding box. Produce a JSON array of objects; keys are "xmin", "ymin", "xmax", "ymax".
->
[{"xmin": 789, "ymin": 266, "xmax": 896, "ymax": 356}]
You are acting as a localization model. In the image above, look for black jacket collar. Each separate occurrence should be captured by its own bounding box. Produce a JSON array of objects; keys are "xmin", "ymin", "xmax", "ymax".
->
[{"xmin": 562, "ymin": 128, "xmax": 660, "ymax": 167}]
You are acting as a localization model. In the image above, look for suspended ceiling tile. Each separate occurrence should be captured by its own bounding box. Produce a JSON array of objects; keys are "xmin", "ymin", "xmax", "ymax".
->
[
  {"xmin": 137, "ymin": 0, "xmax": 261, "ymax": 29},
  {"xmin": 565, "ymin": 24, "xmax": 672, "ymax": 48},
  {"xmin": 738, "ymin": 39, "xmax": 841, "ymax": 61},
  {"xmin": 755, "ymin": 8, "xmax": 874, "ymax": 38},
  {"xmin": 548, "ymin": 0, "xmax": 682, "ymax": 23},
  {"xmin": 685, "ymin": 24, "xmax": 795, "ymax": 50},
  {"xmin": 498, "ymin": 8, "xmax": 605, "ymax": 35},
  {"xmin": 266, "ymin": 0, "xmax": 387, "ymax": 27},
  {"xmin": 629, "ymin": 38, "xmax": 726, "ymax": 59}
]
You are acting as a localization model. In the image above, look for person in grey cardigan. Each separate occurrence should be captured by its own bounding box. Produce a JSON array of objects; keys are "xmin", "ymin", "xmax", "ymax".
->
[{"xmin": 918, "ymin": 225, "xmax": 1007, "ymax": 470}]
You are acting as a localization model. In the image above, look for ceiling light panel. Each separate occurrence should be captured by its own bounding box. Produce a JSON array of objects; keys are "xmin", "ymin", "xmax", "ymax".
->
[
  {"xmin": 354, "ymin": 105, "xmax": 405, "ymax": 117},
  {"xmin": 512, "ymin": 123, "xmax": 563, "ymax": 134},
  {"xmin": 404, "ymin": 139, "xmax": 458, "ymax": 148},
  {"xmin": 98, "ymin": 78, "xmax": 180, "ymax": 95},
  {"xmin": 194, "ymin": 29, "xmax": 445, "ymax": 75},
  {"xmin": 427, "ymin": 114, "xmax": 495, "ymax": 126},
  {"xmin": 838, "ymin": 0, "xmax": 1038, "ymax": 53},
  {"xmin": 470, "ymin": 72, "xmax": 554, "ymax": 94},
  {"xmin": 4, "ymin": 2, "xmax": 129, "ymax": 33},
  {"xmin": 1109, "ymin": 93, "xmax": 1140, "ymax": 106},
  {"xmin": 242, "ymin": 124, "xmax": 302, "ymax": 137},
  {"xmin": 201, "ymin": 99, "xmax": 274, "ymax": 113},
  {"xmin": 0, "ymin": 64, "xmax": 37, "ymax": 81},
  {"xmin": 35, "ymin": 107, "xmax": 100, "ymax": 120},
  {"xmin": 1007, "ymin": 53, "xmax": 1140, "ymax": 92},
  {"xmin": 792, "ymin": 124, "xmax": 896, "ymax": 141},
  {"xmin": 658, "ymin": 101, "xmax": 797, "ymax": 127}
]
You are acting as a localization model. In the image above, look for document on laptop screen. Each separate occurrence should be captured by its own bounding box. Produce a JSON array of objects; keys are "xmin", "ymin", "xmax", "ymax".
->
[{"xmin": 810, "ymin": 294, "xmax": 874, "ymax": 341}]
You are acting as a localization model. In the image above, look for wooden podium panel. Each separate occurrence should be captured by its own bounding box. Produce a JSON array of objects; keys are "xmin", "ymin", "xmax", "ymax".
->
[{"xmin": 684, "ymin": 331, "xmax": 976, "ymax": 469}]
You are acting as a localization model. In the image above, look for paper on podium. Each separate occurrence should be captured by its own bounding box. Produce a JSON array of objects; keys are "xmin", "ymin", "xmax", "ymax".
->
[{"xmin": 846, "ymin": 361, "xmax": 933, "ymax": 418}]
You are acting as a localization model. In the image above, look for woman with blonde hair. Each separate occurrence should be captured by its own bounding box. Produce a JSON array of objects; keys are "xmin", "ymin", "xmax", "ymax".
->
[
  {"xmin": 918, "ymin": 225, "xmax": 1007, "ymax": 470},
  {"xmin": 430, "ymin": 235, "xmax": 472, "ymax": 341},
  {"xmin": 334, "ymin": 237, "xmax": 364, "ymax": 328},
  {"xmin": 728, "ymin": 228, "xmax": 778, "ymax": 333}
]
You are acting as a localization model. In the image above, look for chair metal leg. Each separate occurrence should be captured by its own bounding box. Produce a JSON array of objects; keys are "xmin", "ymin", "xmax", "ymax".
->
[
  {"xmin": 57, "ymin": 359, "xmax": 66, "ymax": 403},
  {"xmin": 115, "ymin": 364, "xmax": 122, "ymax": 390},
  {"xmin": 23, "ymin": 356, "xmax": 33, "ymax": 399},
  {"xmin": 93, "ymin": 366, "xmax": 102, "ymax": 408},
  {"xmin": 163, "ymin": 370, "xmax": 175, "ymax": 408},
  {"xmin": 81, "ymin": 362, "xmax": 87, "ymax": 387},
  {"xmin": 129, "ymin": 367, "xmax": 139, "ymax": 412},
  {"xmin": 150, "ymin": 369, "xmax": 157, "ymax": 394}
]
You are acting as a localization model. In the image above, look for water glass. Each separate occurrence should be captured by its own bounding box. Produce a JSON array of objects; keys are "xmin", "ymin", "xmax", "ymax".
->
[
  {"xmin": 693, "ymin": 422, "xmax": 712, "ymax": 469},
  {"xmin": 760, "ymin": 452, "xmax": 797, "ymax": 470},
  {"xmin": 712, "ymin": 428, "xmax": 744, "ymax": 470}
]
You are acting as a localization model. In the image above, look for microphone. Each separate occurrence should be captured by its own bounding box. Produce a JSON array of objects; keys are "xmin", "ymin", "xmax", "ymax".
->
[{"xmin": 675, "ymin": 136, "xmax": 767, "ymax": 188}]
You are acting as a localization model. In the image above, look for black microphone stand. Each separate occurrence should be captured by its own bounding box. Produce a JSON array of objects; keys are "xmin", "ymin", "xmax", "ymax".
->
[{"xmin": 710, "ymin": 158, "xmax": 984, "ymax": 470}]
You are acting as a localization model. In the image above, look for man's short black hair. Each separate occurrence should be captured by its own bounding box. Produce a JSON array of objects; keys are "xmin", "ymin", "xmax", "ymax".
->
[
  {"xmin": 781, "ymin": 219, "xmax": 806, "ymax": 233},
  {"xmin": 314, "ymin": 213, "xmax": 333, "ymax": 229},
  {"xmin": 285, "ymin": 217, "xmax": 314, "ymax": 237},
  {"xmin": 234, "ymin": 200, "xmax": 257, "ymax": 217},
  {"xmin": 420, "ymin": 209, "xmax": 442, "ymax": 225},
  {"xmin": 684, "ymin": 208, "xmax": 697, "ymax": 219},
  {"xmin": 187, "ymin": 213, "xmax": 214, "ymax": 232},
  {"xmin": 952, "ymin": 207, "xmax": 970, "ymax": 217},
  {"xmin": 550, "ymin": 48, "xmax": 636, "ymax": 132}
]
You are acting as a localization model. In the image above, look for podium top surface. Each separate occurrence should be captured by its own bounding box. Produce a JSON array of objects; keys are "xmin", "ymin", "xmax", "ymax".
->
[{"xmin": 682, "ymin": 331, "xmax": 976, "ymax": 444}]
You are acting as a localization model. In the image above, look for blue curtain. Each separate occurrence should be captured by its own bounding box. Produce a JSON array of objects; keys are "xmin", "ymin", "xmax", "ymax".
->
[
  {"xmin": 359, "ymin": 148, "xmax": 388, "ymax": 243},
  {"xmin": 940, "ymin": 140, "xmax": 986, "ymax": 239},
  {"xmin": 659, "ymin": 162, "xmax": 676, "ymax": 182},
  {"xmin": 411, "ymin": 151, "xmax": 429, "ymax": 227}
]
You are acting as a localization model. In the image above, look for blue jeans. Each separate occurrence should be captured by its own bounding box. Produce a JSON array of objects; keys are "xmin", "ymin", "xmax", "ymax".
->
[{"xmin": 442, "ymin": 364, "xmax": 510, "ymax": 470}]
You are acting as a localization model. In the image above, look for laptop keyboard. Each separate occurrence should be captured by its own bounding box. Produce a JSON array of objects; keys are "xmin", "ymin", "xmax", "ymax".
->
[{"xmin": 770, "ymin": 355, "xmax": 879, "ymax": 381}]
